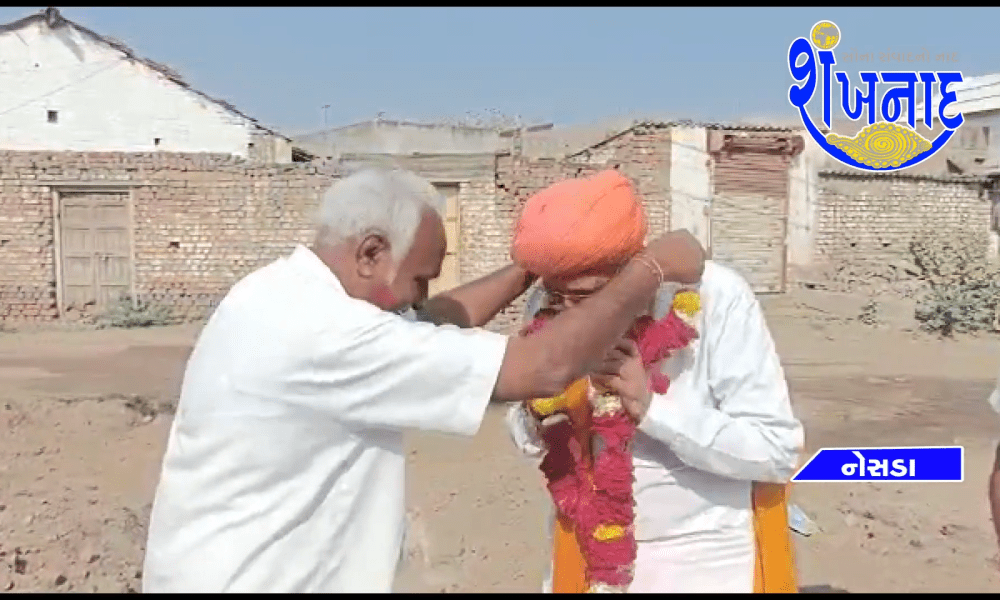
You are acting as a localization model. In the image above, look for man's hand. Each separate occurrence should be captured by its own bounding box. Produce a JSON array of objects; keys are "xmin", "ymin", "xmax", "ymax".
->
[
  {"xmin": 646, "ymin": 229, "xmax": 705, "ymax": 285},
  {"xmin": 592, "ymin": 338, "xmax": 653, "ymax": 423}
]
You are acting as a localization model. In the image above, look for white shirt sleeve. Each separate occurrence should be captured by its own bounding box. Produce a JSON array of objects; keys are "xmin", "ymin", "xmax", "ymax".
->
[
  {"xmin": 505, "ymin": 286, "xmax": 548, "ymax": 457},
  {"xmin": 638, "ymin": 288, "xmax": 804, "ymax": 483},
  {"xmin": 990, "ymin": 365, "xmax": 1000, "ymax": 415},
  {"xmin": 506, "ymin": 402, "xmax": 546, "ymax": 458},
  {"xmin": 281, "ymin": 303, "xmax": 509, "ymax": 436}
]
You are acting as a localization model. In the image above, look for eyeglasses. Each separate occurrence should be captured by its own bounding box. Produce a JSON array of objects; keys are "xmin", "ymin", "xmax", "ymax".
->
[
  {"xmin": 542, "ymin": 264, "xmax": 625, "ymax": 306},
  {"xmin": 543, "ymin": 289, "xmax": 597, "ymax": 306}
]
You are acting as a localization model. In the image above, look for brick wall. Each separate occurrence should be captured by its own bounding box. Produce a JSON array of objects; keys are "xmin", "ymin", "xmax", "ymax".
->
[
  {"xmin": 457, "ymin": 173, "xmax": 503, "ymax": 284},
  {"xmin": 0, "ymin": 151, "xmax": 337, "ymax": 323},
  {"xmin": 569, "ymin": 125, "xmax": 672, "ymax": 238},
  {"xmin": 488, "ymin": 154, "xmax": 598, "ymax": 332},
  {"xmin": 814, "ymin": 171, "xmax": 990, "ymax": 269}
]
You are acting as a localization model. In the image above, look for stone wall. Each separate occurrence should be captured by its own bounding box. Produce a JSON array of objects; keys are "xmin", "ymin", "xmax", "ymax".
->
[
  {"xmin": 0, "ymin": 151, "xmax": 336, "ymax": 323},
  {"xmin": 813, "ymin": 171, "xmax": 991, "ymax": 272}
]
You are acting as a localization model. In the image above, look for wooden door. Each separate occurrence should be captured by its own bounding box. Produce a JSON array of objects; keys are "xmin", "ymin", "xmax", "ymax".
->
[
  {"xmin": 59, "ymin": 191, "xmax": 132, "ymax": 314},
  {"xmin": 430, "ymin": 183, "xmax": 461, "ymax": 296},
  {"xmin": 710, "ymin": 193, "xmax": 787, "ymax": 294}
]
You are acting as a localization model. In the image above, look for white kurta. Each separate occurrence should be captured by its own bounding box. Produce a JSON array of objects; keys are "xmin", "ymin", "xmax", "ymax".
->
[
  {"xmin": 989, "ymin": 365, "xmax": 1000, "ymax": 415},
  {"xmin": 506, "ymin": 261, "xmax": 804, "ymax": 593},
  {"xmin": 143, "ymin": 245, "xmax": 508, "ymax": 593}
]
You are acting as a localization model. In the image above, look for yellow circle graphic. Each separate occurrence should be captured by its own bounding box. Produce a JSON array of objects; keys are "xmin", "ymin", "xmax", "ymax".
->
[
  {"xmin": 826, "ymin": 122, "xmax": 933, "ymax": 169},
  {"xmin": 810, "ymin": 21, "xmax": 841, "ymax": 50}
]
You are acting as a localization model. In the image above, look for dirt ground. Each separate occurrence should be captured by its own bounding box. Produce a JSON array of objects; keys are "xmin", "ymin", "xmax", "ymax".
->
[{"xmin": 2, "ymin": 288, "xmax": 1000, "ymax": 593}]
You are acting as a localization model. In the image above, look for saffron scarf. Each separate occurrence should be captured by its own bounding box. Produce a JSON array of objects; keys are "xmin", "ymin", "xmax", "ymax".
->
[{"xmin": 752, "ymin": 483, "xmax": 798, "ymax": 593}]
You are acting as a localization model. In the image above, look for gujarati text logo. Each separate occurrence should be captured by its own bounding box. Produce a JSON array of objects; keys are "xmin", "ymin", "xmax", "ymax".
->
[
  {"xmin": 788, "ymin": 20, "xmax": 965, "ymax": 171},
  {"xmin": 791, "ymin": 446, "xmax": 964, "ymax": 482}
]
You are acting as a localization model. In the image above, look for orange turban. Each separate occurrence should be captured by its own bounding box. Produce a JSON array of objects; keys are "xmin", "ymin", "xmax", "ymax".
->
[{"xmin": 511, "ymin": 170, "xmax": 648, "ymax": 279}]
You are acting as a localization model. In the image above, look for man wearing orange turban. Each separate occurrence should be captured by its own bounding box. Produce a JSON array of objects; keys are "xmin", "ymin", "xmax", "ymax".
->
[{"xmin": 506, "ymin": 170, "xmax": 805, "ymax": 593}]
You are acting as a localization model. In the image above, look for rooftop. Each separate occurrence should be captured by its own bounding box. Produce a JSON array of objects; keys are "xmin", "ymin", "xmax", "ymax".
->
[{"xmin": 0, "ymin": 7, "xmax": 290, "ymax": 141}]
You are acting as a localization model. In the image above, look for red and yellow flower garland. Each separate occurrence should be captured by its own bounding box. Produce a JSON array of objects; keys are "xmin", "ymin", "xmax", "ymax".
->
[{"xmin": 524, "ymin": 291, "xmax": 701, "ymax": 593}]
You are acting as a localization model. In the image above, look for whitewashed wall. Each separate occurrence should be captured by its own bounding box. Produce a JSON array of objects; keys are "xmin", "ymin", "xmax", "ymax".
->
[
  {"xmin": 668, "ymin": 126, "xmax": 711, "ymax": 248},
  {"xmin": 786, "ymin": 136, "xmax": 819, "ymax": 275},
  {"xmin": 0, "ymin": 20, "xmax": 279, "ymax": 159}
]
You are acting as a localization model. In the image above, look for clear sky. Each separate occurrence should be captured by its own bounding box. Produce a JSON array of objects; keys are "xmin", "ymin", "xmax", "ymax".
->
[{"xmin": 1, "ymin": 7, "xmax": 996, "ymax": 136}]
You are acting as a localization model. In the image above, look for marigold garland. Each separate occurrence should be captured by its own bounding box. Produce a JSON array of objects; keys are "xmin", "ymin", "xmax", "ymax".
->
[{"xmin": 525, "ymin": 290, "xmax": 701, "ymax": 593}]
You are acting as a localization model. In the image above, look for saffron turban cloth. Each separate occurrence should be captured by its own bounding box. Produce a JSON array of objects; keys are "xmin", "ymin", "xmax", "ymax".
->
[{"xmin": 511, "ymin": 169, "xmax": 647, "ymax": 279}]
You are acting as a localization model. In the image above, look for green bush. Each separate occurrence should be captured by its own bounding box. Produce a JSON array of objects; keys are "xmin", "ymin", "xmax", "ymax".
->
[
  {"xmin": 96, "ymin": 294, "xmax": 173, "ymax": 329},
  {"xmin": 910, "ymin": 231, "xmax": 1000, "ymax": 336}
]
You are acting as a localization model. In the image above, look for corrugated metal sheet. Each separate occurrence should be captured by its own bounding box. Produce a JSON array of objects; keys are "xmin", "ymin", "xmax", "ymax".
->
[
  {"xmin": 817, "ymin": 169, "xmax": 989, "ymax": 183},
  {"xmin": 564, "ymin": 120, "xmax": 801, "ymax": 159},
  {"xmin": 710, "ymin": 150, "xmax": 789, "ymax": 294},
  {"xmin": 639, "ymin": 119, "xmax": 800, "ymax": 133}
]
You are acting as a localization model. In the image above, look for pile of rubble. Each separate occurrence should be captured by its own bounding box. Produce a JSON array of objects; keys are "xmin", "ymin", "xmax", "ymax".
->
[
  {"xmin": 815, "ymin": 230, "xmax": 1000, "ymax": 336},
  {"xmin": 820, "ymin": 256, "xmax": 929, "ymax": 298}
]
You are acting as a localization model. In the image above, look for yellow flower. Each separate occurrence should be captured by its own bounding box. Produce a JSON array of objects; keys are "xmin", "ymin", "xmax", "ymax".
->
[
  {"xmin": 529, "ymin": 378, "xmax": 590, "ymax": 418},
  {"xmin": 672, "ymin": 290, "xmax": 700, "ymax": 318},
  {"xmin": 592, "ymin": 524, "xmax": 626, "ymax": 541},
  {"xmin": 530, "ymin": 394, "xmax": 567, "ymax": 417}
]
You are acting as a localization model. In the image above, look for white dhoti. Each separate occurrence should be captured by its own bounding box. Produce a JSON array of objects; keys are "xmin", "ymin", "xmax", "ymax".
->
[{"xmin": 538, "ymin": 507, "xmax": 755, "ymax": 593}]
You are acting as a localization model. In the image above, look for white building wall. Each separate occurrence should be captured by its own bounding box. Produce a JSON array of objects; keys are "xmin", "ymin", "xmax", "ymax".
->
[
  {"xmin": 0, "ymin": 20, "xmax": 263, "ymax": 158},
  {"xmin": 786, "ymin": 136, "xmax": 820, "ymax": 275},
  {"xmin": 668, "ymin": 126, "xmax": 712, "ymax": 249}
]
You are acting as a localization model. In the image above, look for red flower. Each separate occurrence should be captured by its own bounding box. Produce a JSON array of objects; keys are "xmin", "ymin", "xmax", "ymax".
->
[
  {"xmin": 629, "ymin": 311, "xmax": 698, "ymax": 394},
  {"xmin": 591, "ymin": 414, "xmax": 635, "ymax": 445},
  {"xmin": 629, "ymin": 311, "xmax": 698, "ymax": 366},
  {"xmin": 539, "ymin": 420, "xmax": 574, "ymax": 480},
  {"xmin": 527, "ymin": 302, "xmax": 700, "ymax": 591},
  {"xmin": 593, "ymin": 452, "xmax": 634, "ymax": 499}
]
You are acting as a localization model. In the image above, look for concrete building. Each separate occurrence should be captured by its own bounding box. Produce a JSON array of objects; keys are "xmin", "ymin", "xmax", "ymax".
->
[
  {"xmin": 293, "ymin": 116, "xmax": 649, "ymax": 162},
  {"xmin": 0, "ymin": 118, "xmax": 810, "ymax": 331},
  {"xmin": 295, "ymin": 120, "xmax": 512, "ymax": 160},
  {"xmin": 908, "ymin": 72, "xmax": 1000, "ymax": 155},
  {"xmin": 0, "ymin": 8, "xmax": 292, "ymax": 162}
]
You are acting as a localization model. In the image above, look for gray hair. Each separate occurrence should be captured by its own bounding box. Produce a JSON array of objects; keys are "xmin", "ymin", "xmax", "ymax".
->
[{"xmin": 315, "ymin": 168, "xmax": 445, "ymax": 259}]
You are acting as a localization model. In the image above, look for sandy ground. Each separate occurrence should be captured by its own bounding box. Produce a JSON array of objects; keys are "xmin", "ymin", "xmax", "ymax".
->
[{"xmin": 2, "ymin": 289, "xmax": 1000, "ymax": 593}]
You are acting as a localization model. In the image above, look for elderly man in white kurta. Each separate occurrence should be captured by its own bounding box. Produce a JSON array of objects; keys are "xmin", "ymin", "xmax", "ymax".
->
[
  {"xmin": 507, "ymin": 261, "xmax": 805, "ymax": 593},
  {"xmin": 988, "ymin": 366, "xmax": 1000, "ymax": 563},
  {"xmin": 140, "ymin": 168, "xmax": 707, "ymax": 593}
]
